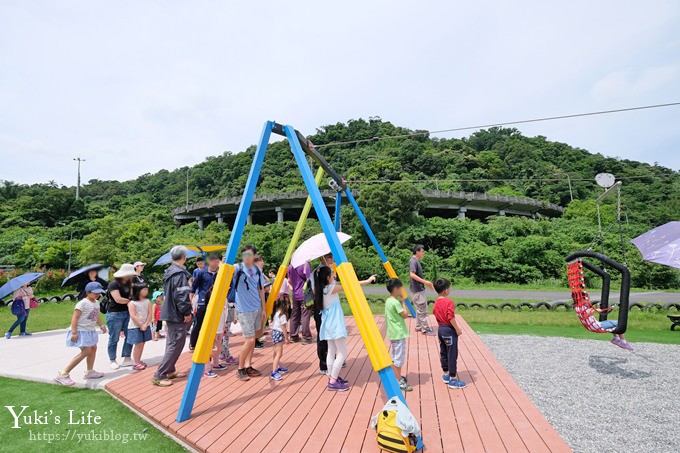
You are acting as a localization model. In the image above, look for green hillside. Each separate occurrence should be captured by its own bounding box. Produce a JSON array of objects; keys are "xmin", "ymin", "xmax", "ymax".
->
[{"xmin": 1, "ymin": 118, "xmax": 679, "ymax": 290}]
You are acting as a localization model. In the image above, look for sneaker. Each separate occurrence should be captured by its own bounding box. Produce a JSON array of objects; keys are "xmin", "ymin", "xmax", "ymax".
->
[
  {"xmin": 204, "ymin": 371, "xmax": 218, "ymax": 378},
  {"xmin": 246, "ymin": 366, "xmax": 262, "ymax": 377},
  {"xmin": 422, "ymin": 328, "xmax": 436, "ymax": 336},
  {"xmin": 611, "ymin": 338, "xmax": 626, "ymax": 350},
  {"xmin": 254, "ymin": 340, "xmax": 265, "ymax": 350},
  {"xmin": 442, "ymin": 374, "xmax": 451, "ymax": 384},
  {"xmin": 110, "ymin": 361, "xmax": 120, "ymax": 370},
  {"xmin": 448, "ymin": 379, "xmax": 467, "ymax": 389},
  {"xmin": 237, "ymin": 369, "xmax": 250, "ymax": 381},
  {"xmin": 327, "ymin": 379, "xmax": 350, "ymax": 392},
  {"xmin": 213, "ymin": 363, "xmax": 228, "ymax": 371},
  {"xmin": 301, "ymin": 338, "xmax": 313, "ymax": 345},
  {"xmin": 399, "ymin": 376, "xmax": 408, "ymax": 384},
  {"xmin": 276, "ymin": 366, "xmax": 289, "ymax": 374},
  {"xmin": 337, "ymin": 376, "xmax": 348, "ymax": 385},
  {"xmin": 270, "ymin": 371, "xmax": 284, "ymax": 381},
  {"xmin": 120, "ymin": 358, "xmax": 134, "ymax": 367},
  {"xmin": 54, "ymin": 373, "xmax": 75, "ymax": 386},
  {"xmin": 225, "ymin": 356, "xmax": 238, "ymax": 366},
  {"xmin": 290, "ymin": 335, "xmax": 302, "ymax": 343},
  {"xmin": 400, "ymin": 381, "xmax": 413, "ymax": 392},
  {"xmin": 4, "ymin": 332, "xmax": 10, "ymax": 339},
  {"xmin": 19, "ymin": 332, "xmax": 32, "ymax": 336},
  {"xmin": 84, "ymin": 370, "xmax": 104, "ymax": 379},
  {"xmin": 319, "ymin": 369, "xmax": 328, "ymax": 375},
  {"xmin": 620, "ymin": 340, "xmax": 634, "ymax": 351}
]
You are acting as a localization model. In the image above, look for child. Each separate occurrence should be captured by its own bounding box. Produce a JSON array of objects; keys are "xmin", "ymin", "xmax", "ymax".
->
[
  {"xmin": 384, "ymin": 278, "xmax": 412, "ymax": 392},
  {"xmin": 127, "ymin": 284, "xmax": 153, "ymax": 371},
  {"xmin": 432, "ymin": 278, "xmax": 466, "ymax": 390},
  {"xmin": 204, "ymin": 302, "xmax": 229, "ymax": 378},
  {"xmin": 270, "ymin": 294, "xmax": 291, "ymax": 381},
  {"xmin": 54, "ymin": 282, "xmax": 108, "ymax": 386},
  {"xmin": 219, "ymin": 300, "xmax": 239, "ymax": 366},
  {"xmin": 313, "ymin": 265, "xmax": 376, "ymax": 392},
  {"xmin": 575, "ymin": 303, "xmax": 633, "ymax": 350},
  {"xmin": 152, "ymin": 291, "xmax": 164, "ymax": 341}
]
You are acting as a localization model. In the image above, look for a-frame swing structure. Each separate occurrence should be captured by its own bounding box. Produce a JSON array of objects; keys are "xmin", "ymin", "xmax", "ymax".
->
[{"xmin": 177, "ymin": 121, "xmax": 423, "ymax": 449}]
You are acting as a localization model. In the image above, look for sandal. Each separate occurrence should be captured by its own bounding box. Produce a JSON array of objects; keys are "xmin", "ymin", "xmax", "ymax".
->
[
  {"xmin": 132, "ymin": 363, "xmax": 146, "ymax": 371},
  {"xmin": 166, "ymin": 372, "xmax": 187, "ymax": 379},
  {"xmin": 151, "ymin": 378, "xmax": 173, "ymax": 387}
]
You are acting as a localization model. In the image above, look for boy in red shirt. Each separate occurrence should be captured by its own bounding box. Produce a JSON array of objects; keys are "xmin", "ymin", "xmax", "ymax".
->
[{"xmin": 432, "ymin": 277, "xmax": 466, "ymax": 389}]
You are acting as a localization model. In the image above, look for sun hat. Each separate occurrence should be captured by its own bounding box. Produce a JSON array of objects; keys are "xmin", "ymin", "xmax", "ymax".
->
[
  {"xmin": 114, "ymin": 263, "xmax": 137, "ymax": 278},
  {"xmin": 133, "ymin": 261, "xmax": 147, "ymax": 268},
  {"xmin": 152, "ymin": 291, "xmax": 164, "ymax": 301},
  {"xmin": 84, "ymin": 282, "xmax": 106, "ymax": 294}
]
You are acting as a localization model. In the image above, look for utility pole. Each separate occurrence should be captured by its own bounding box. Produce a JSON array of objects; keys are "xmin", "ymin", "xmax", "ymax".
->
[
  {"xmin": 186, "ymin": 168, "xmax": 190, "ymax": 209},
  {"xmin": 74, "ymin": 157, "xmax": 85, "ymax": 200},
  {"xmin": 566, "ymin": 174, "xmax": 574, "ymax": 202}
]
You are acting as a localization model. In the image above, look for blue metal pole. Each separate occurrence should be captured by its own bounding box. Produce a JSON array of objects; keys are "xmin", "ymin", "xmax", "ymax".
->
[
  {"xmin": 176, "ymin": 121, "xmax": 273, "ymax": 423},
  {"xmin": 334, "ymin": 192, "xmax": 342, "ymax": 232},
  {"xmin": 344, "ymin": 188, "xmax": 416, "ymax": 317},
  {"xmin": 287, "ymin": 126, "xmax": 422, "ymax": 450}
]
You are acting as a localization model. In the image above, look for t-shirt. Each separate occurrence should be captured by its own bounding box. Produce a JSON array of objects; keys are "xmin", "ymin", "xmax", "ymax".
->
[
  {"xmin": 74, "ymin": 298, "xmax": 100, "ymax": 332},
  {"xmin": 323, "ymin": 283, "xmax": 339, "ymax": 309},
  {"xmin": 409, "ymin": 257, "xmax": 425, "ymax": 293},
  {"xmin": 433, "ymin": 297, "xmax": 455, "ymax": 326},
  {"xmin": 385, "ymin": 296, "xmax": 409, "ymax": 341},
  {"xmin": 128, "ymin": 299, "xmax": 151, "ymax": 329},
  {"xmin": 13, "ymin": 287, "xmax": 34, "ymax": 309},
  {"xmin": 288, "ymin": 263, "xmax": 311, "ymax": 301},
  {"xmin": 272, "ymin": 312, "xmax": 288, "ymax": 332},
  {"xmin": 107, "ymin": 280, "xmax": 132, "ymax": 313},
  {"xmin": 233, "ymin": 263, "xmax": 266, "ymax": 313}
]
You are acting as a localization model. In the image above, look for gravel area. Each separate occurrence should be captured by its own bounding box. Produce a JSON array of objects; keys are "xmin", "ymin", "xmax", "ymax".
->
[{"xmin": 481, "ymin": 335, "xmax": 680, "ymax": 453}]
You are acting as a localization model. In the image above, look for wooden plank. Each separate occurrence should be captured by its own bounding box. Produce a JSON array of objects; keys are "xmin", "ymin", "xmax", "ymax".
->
[{"xmin": 103, "ymin": 315, "xmax": 571, "ymax": 453}]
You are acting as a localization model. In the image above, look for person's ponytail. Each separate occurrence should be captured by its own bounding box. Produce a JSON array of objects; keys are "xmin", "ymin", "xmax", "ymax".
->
[{"xmin": 313, "ymin": 266, "xmax": 332, "ymax": 312}]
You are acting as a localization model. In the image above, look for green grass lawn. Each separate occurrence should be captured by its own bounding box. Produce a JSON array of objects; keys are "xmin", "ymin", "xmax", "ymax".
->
[
  {"xmin": 0, "ymin": 377, "xmax": 187, "ymax": 452},
  {"xmin": 0, "ymin": 302, "xmax": 76, "ymax": 333}
]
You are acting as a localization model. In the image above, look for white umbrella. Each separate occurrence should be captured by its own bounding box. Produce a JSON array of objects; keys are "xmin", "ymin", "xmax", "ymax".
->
[{"xmin": 291, "ymin": 232, "xmax": 352, "ymax": 268}]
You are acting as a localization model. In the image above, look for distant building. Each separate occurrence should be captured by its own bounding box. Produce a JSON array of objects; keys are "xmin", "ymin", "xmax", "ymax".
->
[{"xmin": 173, "ymin": 190, "xmax": 563, "ymax": 230}]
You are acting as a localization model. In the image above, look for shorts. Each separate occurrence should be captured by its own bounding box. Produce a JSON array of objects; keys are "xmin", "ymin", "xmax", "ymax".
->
[
  {"xmin": 271, "ymin": 329, "xmax": 285, "ymax": 345},
  {"xmin": 390, "ymin": 338, "xmax": 407, "ymax": 368},
  {"xmin": 599, "ymin": 320, "xmax": 618, "ymax": 330},
  {"xmin": 126, "ymin": 327, "xmax": 152, "ymax": 345},
  {"xmin": 66, "ymin": 330, "xmax": 98, "ymax": 348},
  {"xmin": 238, "ymin": 309, "xmax": 262, "ymax": 338}
]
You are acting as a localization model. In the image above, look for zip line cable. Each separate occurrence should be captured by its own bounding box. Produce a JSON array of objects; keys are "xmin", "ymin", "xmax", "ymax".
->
[{"xmin": 315, "ymin": 101, "xmax": 680, "ymax": 148}]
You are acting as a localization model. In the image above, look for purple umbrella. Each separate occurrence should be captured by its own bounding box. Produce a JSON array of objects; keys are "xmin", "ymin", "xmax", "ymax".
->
[{"xmin": 631, "ymin": 221, "xmax": 680, "ymax": 269}]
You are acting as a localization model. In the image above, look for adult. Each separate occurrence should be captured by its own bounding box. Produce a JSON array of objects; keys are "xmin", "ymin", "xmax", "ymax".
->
[
  {"xmin": 189, "ymin": 253, "xmax": 220, "ymax": 349},
  {"xmin": 152, "ymin": 246, "xmax": 193, "ymax": 387},
  {"xmin": 106, "ymin": 263, "xmax": 136, "ymax": 369},
  {"xmin": 288, "ymin": 262, "xmax": 313, "ymax": 344},
  {"xmin": 133, "ymin": 261, "xmax": 146, "ymax": 285},
  {"xmin": 76, "ymin": 269, "xmax": 108, "ymax": 300},
  {"xmin": 4, "ymin": 283, "xmax": 35, "ymax": 338},
  {"xmin": 409, "ymin": 244, "xmax": 435, "ymax": 335},
  {"xmin": 233, "ymin": 245, "xmax": 266, "ymax": 381},
  {"xmin": 192, "ymin": 256, "xmax": 205, "ymax": 281}
]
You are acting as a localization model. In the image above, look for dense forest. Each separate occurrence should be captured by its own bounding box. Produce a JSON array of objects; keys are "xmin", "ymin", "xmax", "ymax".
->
[{"xmin": 1, "ymin": 118, "xmax": 679, "ymax": 290}]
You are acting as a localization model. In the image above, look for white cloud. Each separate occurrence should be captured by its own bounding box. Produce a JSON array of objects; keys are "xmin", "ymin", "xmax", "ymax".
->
[{"xmin": 1, "ymin": 0, "xmax": 679, "ymax": 186}]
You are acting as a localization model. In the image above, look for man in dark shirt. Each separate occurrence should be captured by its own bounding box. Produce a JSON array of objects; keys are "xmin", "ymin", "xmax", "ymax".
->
[
  {"xmin": 409, "ymin": 244, "xmax": 435, "ymax": 335},
  {"xmin": 189, "ymin": 253, "xmax": 220, "ymax": 349}
]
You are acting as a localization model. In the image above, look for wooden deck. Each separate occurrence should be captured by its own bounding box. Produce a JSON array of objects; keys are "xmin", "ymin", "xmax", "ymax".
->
[{"xmin": 106, "ymin": 315, "xmax": 571, "ymax": 452}]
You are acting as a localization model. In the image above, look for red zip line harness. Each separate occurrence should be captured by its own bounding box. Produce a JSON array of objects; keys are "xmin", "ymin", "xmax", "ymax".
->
[{"xmin": 567, "ymin": 260, "xmax": 615, "ymax": 334}]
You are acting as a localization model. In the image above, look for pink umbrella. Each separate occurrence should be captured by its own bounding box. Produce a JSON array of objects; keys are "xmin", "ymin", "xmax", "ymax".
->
[{"xmin": 631, "ymin": 221, "xmax": 680, "ymax": 269}]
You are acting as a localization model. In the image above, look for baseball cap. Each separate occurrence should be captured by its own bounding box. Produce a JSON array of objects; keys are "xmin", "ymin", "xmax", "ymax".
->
[
  {"xmin": 133, "ymin": 261, "xmax": 146, "ymax": 267},
  {"xmin": 85, "ymin": 282, "xmax": 106, "ymax": 294}
]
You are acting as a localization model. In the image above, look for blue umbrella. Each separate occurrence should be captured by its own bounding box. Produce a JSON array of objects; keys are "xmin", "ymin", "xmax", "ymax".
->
[
  {"xmin": 0, "ymin": 273, "xmax": 44, "ymax": 301},
  {"xmin": 153, "ymin": 248, "xmax": 202, "ymax": 267},
  {"xmin": 61, "ymin": 263, "xmax": 104, "ymax": 287}
]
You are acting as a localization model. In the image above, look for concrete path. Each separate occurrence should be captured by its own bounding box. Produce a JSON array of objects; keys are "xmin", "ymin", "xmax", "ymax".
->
[{"xmin": 362, "ymin": 286, "xmax": 680, "ymax": 303}]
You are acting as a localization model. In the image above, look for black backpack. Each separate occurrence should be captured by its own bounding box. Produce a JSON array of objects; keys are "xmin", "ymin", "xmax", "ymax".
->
[{"xmin": 227, "ymin": 264, "xmax": 262, "ymax": 303}]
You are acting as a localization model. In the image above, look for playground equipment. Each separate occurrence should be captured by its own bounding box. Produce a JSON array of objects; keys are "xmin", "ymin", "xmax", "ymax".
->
[
  {"xmin": 566, "ymin": 251, "xmax": 630, "ymax": 334},
  {"xmin": 175, "ymin": 121, "xmax": 423, "ymax": 449}
]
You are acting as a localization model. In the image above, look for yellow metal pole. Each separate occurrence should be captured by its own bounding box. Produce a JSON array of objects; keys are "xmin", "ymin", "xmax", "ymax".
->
[{"xmin": 264, "ymin": 167, "xmax": 325, "ymax": 318}]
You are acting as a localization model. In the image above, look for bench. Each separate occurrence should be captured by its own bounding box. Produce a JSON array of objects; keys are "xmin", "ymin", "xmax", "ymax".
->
[{"xmin": 669, "ymin": 315, "xmax": 680, "ymax": 331}]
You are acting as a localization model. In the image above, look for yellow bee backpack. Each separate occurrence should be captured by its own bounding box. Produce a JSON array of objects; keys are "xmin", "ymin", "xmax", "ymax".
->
[{"xmin": 375, "ymin": 409, "xmax": 417, "ymax": 453}]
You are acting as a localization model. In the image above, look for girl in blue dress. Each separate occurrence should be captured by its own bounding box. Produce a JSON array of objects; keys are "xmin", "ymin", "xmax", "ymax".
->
[{"xmin": 313, "ymin": 265, "xmax": 375, "ymax": 392}]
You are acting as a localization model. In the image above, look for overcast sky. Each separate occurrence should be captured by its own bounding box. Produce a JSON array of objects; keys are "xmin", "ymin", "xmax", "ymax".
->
[{"xmin": 1, "ymin": 1, "xmax": 679, "ymax": 186}]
